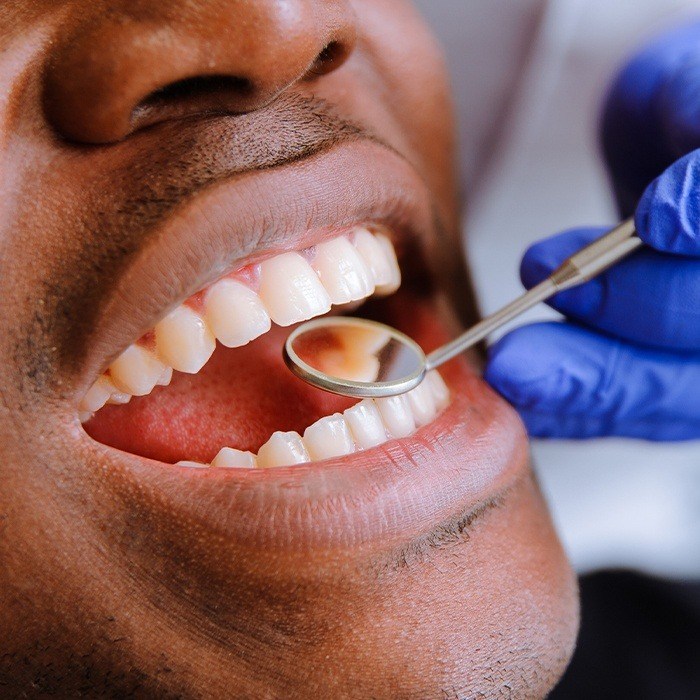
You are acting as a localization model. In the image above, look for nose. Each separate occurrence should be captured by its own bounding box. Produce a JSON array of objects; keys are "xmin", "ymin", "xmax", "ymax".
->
[{"xmin": 44, "ymin": 1, "xmax": 356, "ymax": 144}]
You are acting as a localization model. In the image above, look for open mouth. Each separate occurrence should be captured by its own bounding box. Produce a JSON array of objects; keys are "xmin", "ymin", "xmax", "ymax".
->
[{"xmin": 81, "ymin": 224, "xmax": 450, "ymax": 469}]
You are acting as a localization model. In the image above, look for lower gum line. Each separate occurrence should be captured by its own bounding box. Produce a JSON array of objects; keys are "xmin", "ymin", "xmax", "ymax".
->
[{"xmin": 175, "ymin": 370, "xmax": 450, "ymax": 470}]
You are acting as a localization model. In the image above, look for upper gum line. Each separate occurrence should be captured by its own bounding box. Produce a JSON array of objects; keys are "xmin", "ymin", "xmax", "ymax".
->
[{"xmin": 79, "ymin": 225, "xmax": 402, "ymax": 420}]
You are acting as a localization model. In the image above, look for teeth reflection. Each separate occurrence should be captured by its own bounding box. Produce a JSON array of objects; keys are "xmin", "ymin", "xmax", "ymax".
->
[
  {"xmin": 303, "ymin": 413, "xmax": 356, "ymax": 460},
  {"xmin": 257, "ymin": 431, "xmax": 310, "ymax": 468}
]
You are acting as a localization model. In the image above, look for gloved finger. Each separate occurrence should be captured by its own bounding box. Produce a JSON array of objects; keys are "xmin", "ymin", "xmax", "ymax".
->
[
  {"xmin": 521, "ymin": 226, "xmax": 700, "ymax": 350},
  {"xmin": 635, "ymin": 149, "xmax": 700, "ymax": 256},
  {"xmin": 484, "ymin": 322, "xmax": 700, "ymax": 441},
  {"xmin": 601, "ymin": 21, "xmax": 700, "ymax": 216}
]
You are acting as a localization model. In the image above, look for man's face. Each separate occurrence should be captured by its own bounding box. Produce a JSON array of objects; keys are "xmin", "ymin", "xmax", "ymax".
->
[{"xmin": 0, "ymin": 1, "xmax": 577, "ymax": 696}]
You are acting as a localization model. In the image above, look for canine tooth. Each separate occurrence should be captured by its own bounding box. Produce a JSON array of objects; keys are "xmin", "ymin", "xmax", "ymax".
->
[
  {"xmin": 376, "ymin": 394, "xmax": 415, "ymax": 438},
  {"xmin": 80, "ymin": 375, "xmax": 117, "ymax": 413},
  {"xmin": 353, "ymin": 228, "xmax": 395, "ymax": 289},
  {"xmin": 374, "ymin": 234, "xmax": 401, "ymax": 295},
  {"xmin": 109, "ymin": 345, "xmax": 169, "ymax": 396},
  {"xmin": 258, "ymin": 252, "xmax": 331, "ymax": 326},
  {"xmin": 303, "ymin": 413, "xmax": 356, "ymax": 460},
  {"xmin": 257, "ymin": 431, "xmax": 310, "ymax": 468},
  {"xmin": 344, "ymin": 400, "xmax": 387, "ymax": 449},
  {"xmin": 407, "ymin": 381, "xmax": 437, "ymax": 426},
  {"xmin": 175, "ymin": 460, "xmax": 209, "ymax": 469},
  {"xmin": 211, "ymin": 447, "xmax": 257, "ymax": 468},
  {"xmin": 312, "ymin": 237, "xmax": 374, "ymax": 304},
  {"xmin": 204, "ymin": 279, "xmax": 271, "ymax": 348},
  {"xmin": 155, "ymin": 306, "xmax": 215, "ymax": 374},
  {"xmin": 426, "ymin": 371, "xmax": 450, "ymax": 409}
]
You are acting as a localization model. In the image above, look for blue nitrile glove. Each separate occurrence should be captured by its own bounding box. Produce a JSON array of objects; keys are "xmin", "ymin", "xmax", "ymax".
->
[{"xmin": 484, "ymin": 23, "xmax": 700, "ymax": 441}]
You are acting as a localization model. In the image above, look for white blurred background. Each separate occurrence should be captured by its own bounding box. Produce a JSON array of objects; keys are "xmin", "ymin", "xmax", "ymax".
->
[{"xmin": 414, "ymin": 0, "xmax": 700, "ymax": 578}]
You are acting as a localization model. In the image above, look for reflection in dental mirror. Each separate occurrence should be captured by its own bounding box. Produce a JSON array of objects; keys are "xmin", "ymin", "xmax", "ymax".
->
[{"xmin": 284, "ymin": 317, "xmax": 426, "ymax": 398}]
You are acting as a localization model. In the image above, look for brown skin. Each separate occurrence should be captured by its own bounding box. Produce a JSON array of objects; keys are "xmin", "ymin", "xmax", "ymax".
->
[{"xmin": 0, "ymin": 1, "xmax": 578, "ymax": 698}]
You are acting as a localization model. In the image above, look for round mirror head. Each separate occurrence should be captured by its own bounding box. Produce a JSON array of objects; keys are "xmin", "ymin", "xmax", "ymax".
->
[{"xmin": 283, "ymin": 317, "xmax": 427, "ymax": 398}]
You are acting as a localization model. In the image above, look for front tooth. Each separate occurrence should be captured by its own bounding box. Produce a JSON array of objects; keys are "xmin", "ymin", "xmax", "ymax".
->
[
  {"xmin": 155, "ymin": 305, "xmax": 215, "ymax": 374},
  {"xmin": 258, "ymin": 252, "xmax": 331, "ymax": 326},
  {"xmin": 204, "ymin": 279, "xmax": 271, "ymax": 348},
  {"xmin": 80, "ymin": 375, "xmax": 117, "ymax": 413},
  {"xmin": 303, "ymin": 413, "xmax": 356, "ymax": 460},
  {"xmin": 376, "ymin": 394, "xmax": 415, "ymax": 438},
  {"xmin": 406, "ymin": 381, "xmax": 437, "ymax": 427},
  {"xmin": 109, "ymin": 344, "xmax": 169, "ymax": 396},
  {"xmin": 211, "ymin": 447, "xmax": 257, "ymax": 468},
  {"xmin": 344, "ymin": 400, "xmax": 388, "ymax": 449},
  {"xmin": 312, "ymin": 237, "xmax": 374, "ymax": 305},
  {"xmin": 426, "ymin": 371, "xmax": 450, "ymax": 409},
  {"xmin": 257, "ymin": 431, "xmax": 310, "ymax": 468},
  {"xmin": 353, "ymin": 228, "xmax": 396, "ymax": 291}
]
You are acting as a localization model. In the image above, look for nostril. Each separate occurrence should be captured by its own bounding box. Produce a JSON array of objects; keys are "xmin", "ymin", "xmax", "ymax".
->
[
  {"xmin": 131, "ymin": 74, "xmax": 254, "ymax": 127},
  {"xmin": 306, "ymin": 41, "xmax": 350, "ymax": 78}
]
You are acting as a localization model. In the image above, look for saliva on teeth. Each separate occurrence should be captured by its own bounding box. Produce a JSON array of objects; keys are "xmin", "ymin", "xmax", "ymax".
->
[{"xmin": 77, "ymin": 225, "xmax": 448, "ymax": 467}]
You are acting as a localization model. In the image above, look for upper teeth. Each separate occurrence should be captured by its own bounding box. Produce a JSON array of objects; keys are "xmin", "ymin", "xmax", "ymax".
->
[{"xmin": 79, "ymin": 226, "xmax": 401, "ymax": 418}]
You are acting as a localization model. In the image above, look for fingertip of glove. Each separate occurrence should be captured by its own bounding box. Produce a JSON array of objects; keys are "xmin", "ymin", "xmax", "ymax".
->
[
  {"xmin": 485, "ymin": 325, "xmax": 564, "ymax": 407},
  {"xmin": 636, "ymin": 152, "xmax": 700, "ymax": 255}
]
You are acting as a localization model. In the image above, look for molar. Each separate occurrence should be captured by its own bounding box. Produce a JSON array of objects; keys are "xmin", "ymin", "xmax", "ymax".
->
[
  {"xmin": 155, "ymin": 305, "xmax": 215, "ymax": 373},
  {"xmin": 204, "ymin": 279, "xmax": 271, "ymax": 348},
  {"xmin": 258, "ymin": 252, "xmax": 331, "ymax": 326}
]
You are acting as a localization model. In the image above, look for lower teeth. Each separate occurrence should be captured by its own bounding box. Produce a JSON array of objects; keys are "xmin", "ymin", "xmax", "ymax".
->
[{"xmin": 176, "ymin": 371, "xmax": 449, "ymax": 469}]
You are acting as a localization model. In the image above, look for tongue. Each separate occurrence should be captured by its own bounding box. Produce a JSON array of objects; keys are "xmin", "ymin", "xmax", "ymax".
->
[{"xmin": 85, "ymin": 324, "xmax": 355, "ymax": 464}]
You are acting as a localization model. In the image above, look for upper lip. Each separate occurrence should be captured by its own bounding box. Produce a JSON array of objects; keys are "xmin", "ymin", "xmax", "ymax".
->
[{"xmin": 77, "ymin": 134, "xmax": 437, "ymax": 397}]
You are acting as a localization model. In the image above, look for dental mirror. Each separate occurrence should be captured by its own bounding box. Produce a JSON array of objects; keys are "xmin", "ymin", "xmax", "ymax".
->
[{"xmin": 284, "ymin": 219, "xmax": 643, "ymax": 399}]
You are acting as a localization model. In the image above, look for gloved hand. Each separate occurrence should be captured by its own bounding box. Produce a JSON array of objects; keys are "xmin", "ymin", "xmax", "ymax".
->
[{"xmin": 484, "ymin": 22, "xmax": 700, "ymax": 441}]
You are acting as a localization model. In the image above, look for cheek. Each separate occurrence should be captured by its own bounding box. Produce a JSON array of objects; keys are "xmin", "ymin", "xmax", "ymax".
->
[
  {"xmin": 296, "ymin": 475, "xmax": 578, "ymax": 698},
  {"xmin": 354, "ymin": 0, "xmax": 458, "ymax": 215}
]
